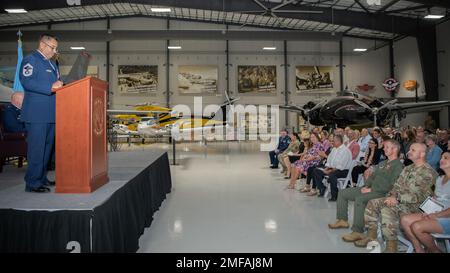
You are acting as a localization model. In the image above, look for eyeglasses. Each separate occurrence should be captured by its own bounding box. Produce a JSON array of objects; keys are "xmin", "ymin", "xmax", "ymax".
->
[{"xmin": 43, "ymin": 41, "xmax": 58, "ymax": 53}]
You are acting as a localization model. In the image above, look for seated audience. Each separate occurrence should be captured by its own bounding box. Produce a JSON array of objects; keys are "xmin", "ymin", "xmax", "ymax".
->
[
  {"xmin": 400, "ymin": 151, "xmax": 450, "ymax": 253},
  {"xmin": 437, "ymin": 129, "xmax": 449, "ymax": 152},
  {"xmin": 425, "ymin": 134, "xmax": 443, "ymax": 171},
  {"xmin": 346, "ymin": 130, "xmax": 361, "ymax": 160},
  {"xmin": 400, "ymin": 129, "xmax": 415, "ymax": 166},
  {"xmin": 320, "ymin": 130, "xmax": 332, "ymax": 151},
  {"xmin": 354, "ymin": 143, "xmax": 437, "ymax": 252},
  {"xmin": 358, "ymin": 128, "xmax": 371, "ymax": 158},
  {"xmin": 328, "ymin": 139, "xmax": 403, "ymax": 243},
  {"xmin": 286, "ymin": 133, "xmax": 324, "ymax": 189},
  {"xmin": 269, "ymin": 129, "xmax": 290, "ymax": 169},
  {"xmin": 351, "ymin": 138, "xmax": 381, "ymax": 186},
  {"xmin": 300, "ymin": 134, "xmax": 333, "ymax": 193},
  {"xmin": 416, "ymin": 128, "xmax": 426, "ymax": 143},
  {"xmin": 310, "ymin": 135, "xmax": 352, "ymax": 201},
  {"xmin": 278, "ymin": 132, "xmax": 301, "ymax": 177},
  {"xmin": 372, "ymin": 128, "xmax": 383, "ymax": 149}
]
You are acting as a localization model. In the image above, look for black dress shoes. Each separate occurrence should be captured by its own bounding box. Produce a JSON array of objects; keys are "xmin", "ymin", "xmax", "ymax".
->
[
  {"xmin": 25, "ymin": 186, "xmax": 51, "ymax": 193},
  {"xmin": 328, "ymin": 197, "xmax": 337, "ymax": 202}
]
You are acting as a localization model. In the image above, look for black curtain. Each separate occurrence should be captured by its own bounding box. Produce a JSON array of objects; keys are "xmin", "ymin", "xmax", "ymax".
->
[{"xmin": 92, "ymin": 153, "xmax": 172, "ymax": 252}]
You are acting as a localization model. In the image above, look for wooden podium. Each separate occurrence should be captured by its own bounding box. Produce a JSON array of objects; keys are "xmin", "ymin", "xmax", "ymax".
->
[{"xmin": 53, "ymin": 76, "xmax": 109, "ymax": 193}]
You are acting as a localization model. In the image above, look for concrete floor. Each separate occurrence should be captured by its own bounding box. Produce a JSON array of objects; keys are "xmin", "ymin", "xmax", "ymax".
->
[
  {"xmin": 0, "ymin": 141, "xmax": 369, "ymax": 252},
  {"xmin": 136, "ymin": 141, "xmax": 368, "ymax": 253}
]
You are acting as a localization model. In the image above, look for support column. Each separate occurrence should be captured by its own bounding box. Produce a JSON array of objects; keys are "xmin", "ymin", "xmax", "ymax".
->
[
  {"xmin": 417, "ymin": 27, "xmax": 440, "ymax": 125},
  {"xmin": 389, "ymin": 40, "xmax": 395, "ymax": 98},
  {"xmin": 339, "ymin": 39, "xmax": 344, "ymax": 95},
  {"xmin": 106, "ymin": 17, "xmax": 111, "ymax": 106},
  {"xmin": 166, "ymin": 19, "xmax": 170, "ymax": 108},
  {"xmin": 225, "ymin": 25, "xmax": 230, "ymax": 99},
  {"xmin": 284, "ymin": 40, "xmax": 289, "ymax": 128}
]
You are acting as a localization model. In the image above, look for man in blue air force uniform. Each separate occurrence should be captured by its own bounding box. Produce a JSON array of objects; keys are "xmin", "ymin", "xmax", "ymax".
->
[
  {"xmin": 19, "ymin": 34, "xmax": 63, "ymax": 193},
  {"xmin": 269, "ymin": 129, "xmax": 291, "ymax": 168}
]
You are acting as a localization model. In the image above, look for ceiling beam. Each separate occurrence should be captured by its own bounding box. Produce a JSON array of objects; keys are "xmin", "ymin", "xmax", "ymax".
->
[
  {"xmin": 354, "ymin": 0, "xmax": 371, "ymax": 13},
  {"xmin": 377, "ymin": 0, "xmax": 401, "ymax": 13},
  {"xmin": 0, "ymin": 0, "xmax": 434, "ymax": 36},
  {"xmin": 405, "ymin": 0, "xmax": 450, "ymax": 9},
  {"xmin": 0, "ymin": 29, "xmax": 343, "ymax": 42},
  {"xmin": 385, "ymin": 4, "xmax": 431, "ymax": 14}
]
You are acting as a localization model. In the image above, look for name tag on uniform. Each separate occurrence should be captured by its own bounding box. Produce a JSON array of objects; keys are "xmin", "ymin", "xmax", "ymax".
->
[{"xmin": 46, "ymin": 69, "xmax": 52, "ymax": 73}]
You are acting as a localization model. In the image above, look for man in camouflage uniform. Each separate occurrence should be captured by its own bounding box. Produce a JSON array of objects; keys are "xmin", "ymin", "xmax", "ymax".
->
[
  {"xmin": 328, "ymin": 139, "xmax": 404, "ymax": 243},
  {"xmin": 354, "ymin": 143, "xmax": 437, "ymax": 252}
]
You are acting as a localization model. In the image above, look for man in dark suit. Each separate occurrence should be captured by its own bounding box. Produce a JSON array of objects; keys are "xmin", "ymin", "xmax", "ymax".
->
[
  {"xmin": 2, "ymin": 92, "xmax": 26, "ymax": 133},
  {"xmin": 19, "ymin": 34, "xmax": 63, "ymax": 193}
]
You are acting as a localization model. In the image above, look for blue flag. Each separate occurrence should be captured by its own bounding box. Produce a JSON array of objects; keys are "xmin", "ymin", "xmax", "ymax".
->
[{"xmin": 13, "ymin": 31, "xmax": 24, "ymax": 92}]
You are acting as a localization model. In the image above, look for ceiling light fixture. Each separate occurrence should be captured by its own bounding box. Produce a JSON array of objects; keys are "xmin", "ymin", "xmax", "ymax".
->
[
  {"xmin": 168, "ymin": 46, "xmax": 182, "ymax": 49},
  {"xmin": 5, "ymin": 8, "xmax": 27, "ymax": 13},
  {"xmin": 353, "ymin": 48, "xmax": 368, "ymax": 52},
  {"xmin": 424, "ymin": 14, "xmax": 444, "ymax": 19},
  {"xmin": 263, "ymin": 47, "xmax": 277, "ymax": 50},
  {"xmin": 151, "ymin": 7, "xmax": 172, "ymax": 12},
  {"xmin": 70, "ymin": 46, "xmax": 86, "ymax": 50}
]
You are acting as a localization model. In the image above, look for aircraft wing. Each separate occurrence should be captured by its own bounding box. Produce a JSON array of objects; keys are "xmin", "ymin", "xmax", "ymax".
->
[
  {"xmin": 390, "ymin": 100, "xmax": 450, "ymax": 114},
  {"xmin": 279, "ymin": 105, "xmax": 305, "ymax": 114},
  {"xmin": 107, "ymin": 109, "xmax": 170, "ymax": 115}
]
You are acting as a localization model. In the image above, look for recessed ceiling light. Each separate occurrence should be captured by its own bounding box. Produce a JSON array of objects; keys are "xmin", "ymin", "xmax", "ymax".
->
[
  {"xmin": 5, "ymin": 9, "xmax": 27, "ymax": 13},
  {"xmin": 151, "ymin": 8, "xmax": 172, "ymax": 12},
  {"xmin": 168, "ymin": 46, "xmax": 182, "ymax": 49},
  {"xmin": 70, "ymin": 46, "xmax": 86, "ymax": 50},
  {"xmin": 424, "ymin": 14, "xmax": 444, "ymax": 19},
  {"xmin": 353, "ymin": 48, "xmax": 367, "ymax": 52},
  {"xmin": 263, "ymin": 47, "xmax": 277, "ymax": 50}
]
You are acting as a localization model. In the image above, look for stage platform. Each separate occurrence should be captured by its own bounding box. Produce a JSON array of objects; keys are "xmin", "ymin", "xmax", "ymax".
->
[{"xmin": 0, "ymin": 150, "xmax": 172, "ymax": 253}]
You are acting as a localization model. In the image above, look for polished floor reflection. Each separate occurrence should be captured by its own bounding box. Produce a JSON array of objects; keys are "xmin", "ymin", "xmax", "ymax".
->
[{"xmin": 137, "ymin": 141, "xmax": 368, "ymax": 253}]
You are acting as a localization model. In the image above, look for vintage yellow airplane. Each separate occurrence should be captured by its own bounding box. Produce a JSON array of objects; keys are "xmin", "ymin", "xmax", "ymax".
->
[{"xmin": 107, "ymin": 97, "xmax": 238, "ymax": 137}]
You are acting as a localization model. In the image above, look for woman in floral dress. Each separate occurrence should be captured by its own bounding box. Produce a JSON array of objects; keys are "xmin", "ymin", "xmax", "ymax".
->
[{"xmin": 287, "ymin": 133, "xmax": 325, "ymax": 189}]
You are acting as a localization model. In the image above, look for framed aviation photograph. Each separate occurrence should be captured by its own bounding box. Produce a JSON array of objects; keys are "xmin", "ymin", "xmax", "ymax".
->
[
  {"xmin": 296, "ymin": 66, "xmax": 334, "ymax": 92},
  {"xmin": 178, "ymin": 65, "xmax": 218, "ymax": 94},
  {"xmin": 117, "ymin": 65, "xmax": 158, "ymax": 95},
  {"xmin": 238, "ymin": 65, "xmax": 277, "ymax": 94}
]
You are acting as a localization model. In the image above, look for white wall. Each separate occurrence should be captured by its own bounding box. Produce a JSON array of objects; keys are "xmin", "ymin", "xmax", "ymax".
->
[{"xmin": 0, "ymin": 17, "xmax": 430, "ymax": 129}]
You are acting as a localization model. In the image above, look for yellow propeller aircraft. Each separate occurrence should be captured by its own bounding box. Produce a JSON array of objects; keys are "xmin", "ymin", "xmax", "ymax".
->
[{"xmin": 107, "ymin": 97, "xmax": 238, "ymax": 137}]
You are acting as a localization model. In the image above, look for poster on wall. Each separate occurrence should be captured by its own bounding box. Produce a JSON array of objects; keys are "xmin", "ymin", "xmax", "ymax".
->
[
  {"xmin": 178, "ymin": 65, "xmax": 218, "ymax": 94},
  {"xmin": 238, "ymin": 65, "xmax": 276, "ymax": 94},
  {"xmin": 117, "ymin": 65, "xmax": 158, "ymax": 95},
  {"xmin": 59, "ymin": 65, "xmax": 99, "ymax": 79},
  {"xmin": 295, "ymin": 66, "xmax": 334, "ymax": 92}
]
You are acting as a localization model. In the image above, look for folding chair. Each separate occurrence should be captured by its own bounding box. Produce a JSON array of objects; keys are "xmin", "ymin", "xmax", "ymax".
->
[
  {"xmin": 432, "ymin": 233, "xmax": 450, "ymax": 253},
  {"xmin": 337, "ymin": 161, "xmax": 357, "ymax": 190},
  {"xmin": 397, "ymin": 234, "xmax": 414, "ymax": 253},
  {"xmin": 322, "ymin": 161, "xmax": 356, "ymax": 199}
]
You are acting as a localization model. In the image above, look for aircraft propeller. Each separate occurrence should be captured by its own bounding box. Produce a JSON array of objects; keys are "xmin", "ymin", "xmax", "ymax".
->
[{"xmin": 354, "ymin": 99, "xmax": 398, "ymax": 127}]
